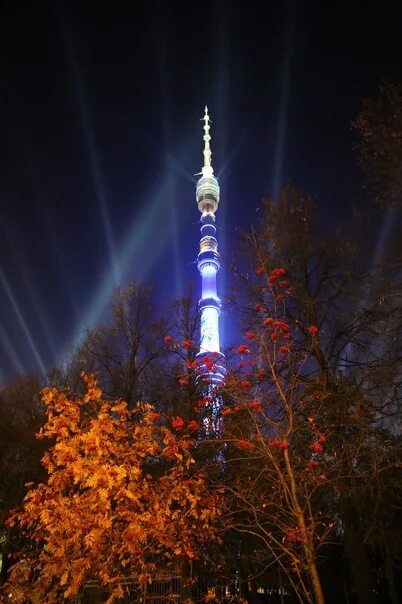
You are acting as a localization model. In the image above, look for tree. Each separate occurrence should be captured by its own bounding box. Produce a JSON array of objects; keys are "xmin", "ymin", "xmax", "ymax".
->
[
  {"xmin": 223, "ymin": 189, "xmax": 402, "ymax": 604},
  {"xmin": 353, "ymin": 82, "xmax": 402, "ymax": 210},
  {"xmin": 219, "ymin": 269, "xmax": 333, "ymax": 604},
  {"xmin": 0, "ymin": 373, "xmax": 45, "ymax": 513},
  {"xmin": 2, "ymin": 375, "xmax": 221, "ymax": 603},
  {"xmin": 51, "ymin": 285, "xmax": 163, "ymax": 407},
  {"xmin": 0, "ymin": 374, "xmax": 47, "ymax": 584},
  {"xmin": 148, "ymin": 289, "xmax": 203, "ymax": 420},
  {"xmin": 51, "ymin": 286, "xmax": 205, "ymax": 424}
]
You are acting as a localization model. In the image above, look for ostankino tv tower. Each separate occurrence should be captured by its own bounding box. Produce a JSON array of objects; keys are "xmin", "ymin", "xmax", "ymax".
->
[{"xmin": 196, "ymin": 107, "xmax": 225, "ymax": 385}]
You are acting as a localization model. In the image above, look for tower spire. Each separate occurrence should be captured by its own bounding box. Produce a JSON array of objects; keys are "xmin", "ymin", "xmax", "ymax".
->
[{"xmin": 202, "ymin": 105, "xmax": 212, "ymax": 173}]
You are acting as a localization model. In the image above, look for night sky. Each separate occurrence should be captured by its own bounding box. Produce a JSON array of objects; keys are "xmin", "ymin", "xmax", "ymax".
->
[{"xmin": 1, "ymin": 1, "xmax": 401, "ymax": 381}]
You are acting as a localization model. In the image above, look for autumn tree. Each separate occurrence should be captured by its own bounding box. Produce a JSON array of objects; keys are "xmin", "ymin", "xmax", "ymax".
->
[
  {"xmin": 217, "ymin": 269, "xmax": 335, "ymax": 604},
  {"xmin": 223, "ymin": 189, "xmax": 402, "ymax": 604},
  {"xmin": 64, "ymin": 285, "xmax": 220, "ymax": 449},
  {"xmin": 2, "ymin": 375, "xmax": 221, "ymax": 603}
]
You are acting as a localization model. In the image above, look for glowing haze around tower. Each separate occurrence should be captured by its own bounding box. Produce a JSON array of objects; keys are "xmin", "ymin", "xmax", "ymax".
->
[{"xmin": 196, "ymin": 107, "xmax": 225, "ymax": 384}]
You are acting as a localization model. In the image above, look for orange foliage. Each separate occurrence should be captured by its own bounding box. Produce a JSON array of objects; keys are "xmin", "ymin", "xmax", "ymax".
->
[
  {"xmin": 3, "ymin": 375, "xmax": 221, "ymax": 603},
  {"xmin": 171, "ymin": 416, "xmax": 186, "ymax": 430}
]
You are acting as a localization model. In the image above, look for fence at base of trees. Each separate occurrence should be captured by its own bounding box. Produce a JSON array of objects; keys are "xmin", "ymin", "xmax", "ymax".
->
[{"xmin": 70, "ymin": 573, "xmax": 294, "ymax": 604}]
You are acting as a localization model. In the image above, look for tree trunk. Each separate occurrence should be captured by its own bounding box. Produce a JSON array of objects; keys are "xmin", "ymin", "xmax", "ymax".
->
[
  {"xmin": 283, "ymin": 450, "xmax": 326, "ymax": 604},
  {"xmin": 308, "ymin": 558, "xmax": 326, "ymax": 604}
]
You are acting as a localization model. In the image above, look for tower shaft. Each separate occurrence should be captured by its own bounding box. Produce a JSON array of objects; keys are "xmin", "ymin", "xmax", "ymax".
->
[{"xmin": 196, "ymin": 107, "xmax": 224, "ymax": 384}]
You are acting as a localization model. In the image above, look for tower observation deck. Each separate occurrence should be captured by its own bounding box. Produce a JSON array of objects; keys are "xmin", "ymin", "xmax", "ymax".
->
[{"xmin": 196, "ymin": 107, "xmax": 225, "ymax": 385}]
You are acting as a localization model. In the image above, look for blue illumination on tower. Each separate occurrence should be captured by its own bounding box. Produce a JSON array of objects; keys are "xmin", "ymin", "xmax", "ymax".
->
[{"xmin": 196, "ymin": 107, "xmax": 225, "ymax": 385}]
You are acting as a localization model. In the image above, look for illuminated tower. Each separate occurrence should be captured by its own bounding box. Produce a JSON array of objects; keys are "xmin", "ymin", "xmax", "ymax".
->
[{"xmin": 196, "ymin": 107, "xmax": 225, "ymax": 384}]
